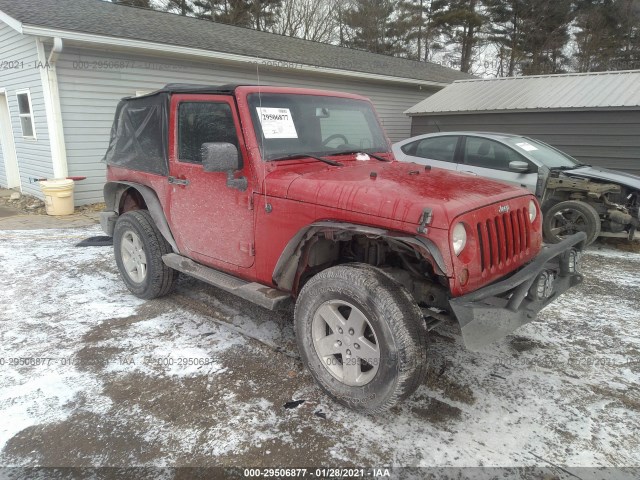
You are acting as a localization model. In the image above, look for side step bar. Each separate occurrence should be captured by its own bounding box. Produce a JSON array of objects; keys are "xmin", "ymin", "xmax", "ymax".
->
[{"xmin": 162, "ymin": 253, "xmax": 292, "ymax": 311}]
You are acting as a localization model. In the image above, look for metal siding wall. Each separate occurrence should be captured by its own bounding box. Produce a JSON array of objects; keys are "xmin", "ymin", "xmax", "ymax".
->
[
  {"xmin": 0, "ymin": 22, "xmax": 53, "ymax": 196},
  {"xmin": 0, "ymin": 108, "xmax": 5, "ymax": 185},
  {"xmin": 410, "ymin": 111, "xmax": 640, "ymax": 175},
  {"xmin": 55, "ymin": 46, "xmax": 434, "ymax": 205}
]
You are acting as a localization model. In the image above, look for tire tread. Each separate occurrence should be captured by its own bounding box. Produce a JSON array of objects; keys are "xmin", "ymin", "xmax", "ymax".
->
[
  {"xmin": 114, "ymin": 210, "xmax": 177, "ymax": 299},
  {"xmin": 543, "ymin": 200, "xmax": 601, "ymax": 245},
  {"xmin": 295, "ymin": 263, "xmax": 428, "ymax": 413}
]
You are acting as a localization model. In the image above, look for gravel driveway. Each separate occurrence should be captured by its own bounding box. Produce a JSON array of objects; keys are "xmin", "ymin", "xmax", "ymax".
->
[{"xmin": 0, "ymin": 226, "xmax": 639, "ymax": 473}]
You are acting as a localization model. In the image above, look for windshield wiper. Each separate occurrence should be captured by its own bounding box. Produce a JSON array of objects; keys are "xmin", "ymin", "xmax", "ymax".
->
[
  {"xmin": 269, "ymin": 153, "xmax": 343, "ymax": 166},
  {"xmin": 550, "ymin": 164, "xmax": 591, "ymax": 171},
  {"xmin": 325, "ymin": 150, "xmax": 391, "ymax": 162}
]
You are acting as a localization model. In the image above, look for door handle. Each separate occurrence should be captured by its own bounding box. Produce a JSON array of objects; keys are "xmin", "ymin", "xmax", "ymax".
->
[
  {"xmin": 168, "ymin": 176, "xmax": 190, "ymax": 186},
  {"xmin": 462, "ymin": 171, "xmax": 477, "ymax": 175}
]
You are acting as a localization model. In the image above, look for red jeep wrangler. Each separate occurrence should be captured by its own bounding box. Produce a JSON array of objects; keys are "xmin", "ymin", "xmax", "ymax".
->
[{"xmin": 101, "ymin": 84, "xmax": 585, "ymax": 412}]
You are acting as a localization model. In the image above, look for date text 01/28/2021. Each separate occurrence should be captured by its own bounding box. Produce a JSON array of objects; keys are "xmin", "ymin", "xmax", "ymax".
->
[{"xmin": 242, "ymin": 468, "xmax": 391, "ymax": 477}]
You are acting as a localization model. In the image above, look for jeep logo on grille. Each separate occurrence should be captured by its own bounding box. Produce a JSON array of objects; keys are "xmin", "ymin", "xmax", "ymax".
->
[{"xmin": 498, "ymin": 205, "xmax": 510, "ymax": 214}]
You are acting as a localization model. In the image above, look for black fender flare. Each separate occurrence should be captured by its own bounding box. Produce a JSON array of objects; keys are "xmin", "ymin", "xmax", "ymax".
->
[
  {"xmin": 272, "ymin": 221, "xmax": 447, "ymax": 292},
  {"xmin": 103, "ymin": 181, "xmax": 179, "ymax": 253}
]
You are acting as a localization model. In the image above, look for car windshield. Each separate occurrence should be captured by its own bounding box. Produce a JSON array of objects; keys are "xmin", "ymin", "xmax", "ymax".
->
[
  {"xmin": 247, "ymin": 93, "xmax": 389, "ymax": 161},
  {"xmin": 505, "ymin": 137, "xmax": 582, "ymax": 169}
]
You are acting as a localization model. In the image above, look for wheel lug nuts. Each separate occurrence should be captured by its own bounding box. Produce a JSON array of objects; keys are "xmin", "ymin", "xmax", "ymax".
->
[
  {"xmin": 346, "ymin": 349, "xmax": 351, "ymax": 356},
  {"xmin": 335, "ymin": 340, "xmax": 342, "ymax": 347},
  {"xmin": 338, "ymin": 328, "xmax": 343, "ymax": 334},
  {"xmin": 349, "ymin": 328, "xmax": 354, "ymax": 335},
  {"xmin": 354, "ymin": 343, "xmax": 360, "ymax": 349}
]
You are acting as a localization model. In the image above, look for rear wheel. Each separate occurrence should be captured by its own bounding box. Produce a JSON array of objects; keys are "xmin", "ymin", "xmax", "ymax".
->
[
  {"xmin": 113, "ymin": 210, "xmax": 178, "ymax": 299},
  {"xmin": 543, "ymin": 200, "xmax": 601, "ymax": 245},
  {"xmin": 294, "ymin": 264, "xmax": 428, "ymax": 413}
]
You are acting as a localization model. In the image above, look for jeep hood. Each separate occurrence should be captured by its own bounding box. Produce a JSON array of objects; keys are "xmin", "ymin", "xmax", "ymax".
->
[
  {"xmin": 563, "ymin": 165, "xmax": 640, "ymax": 191},
  {"xmin": 266, "ymin": 161, "xmax": 531, "ymax": 229}
]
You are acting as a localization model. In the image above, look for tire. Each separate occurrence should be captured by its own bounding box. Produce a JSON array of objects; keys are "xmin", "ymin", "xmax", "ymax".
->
[
  {"xmin": 543, "ymin": 200, "xmax": 601, "ymax": 246},
  {"xmin": 294, "ymin": 263, "xmax": 428, "ymax": 413},
  {"xmin": 113, "ymin": 210, "xmax": 178, "ymax": 299}
]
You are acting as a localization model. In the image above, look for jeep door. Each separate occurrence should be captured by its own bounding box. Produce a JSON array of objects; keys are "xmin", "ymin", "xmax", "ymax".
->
[
  {"xmin": 168, "ymin": 94, "xmax": 255, "ymax": 269},
  {"xmin": 457, "ymin": 136, "xmax": 538, "ymax": 192}
]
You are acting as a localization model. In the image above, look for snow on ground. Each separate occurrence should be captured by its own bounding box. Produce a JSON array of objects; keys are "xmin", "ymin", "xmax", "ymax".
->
[{"xmin": 0, "ymin": 226, "xmax": 639, "ymax": 470}]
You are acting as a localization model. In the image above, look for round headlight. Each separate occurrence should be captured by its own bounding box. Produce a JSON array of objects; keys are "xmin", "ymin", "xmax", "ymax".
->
[
  {"xmin": 452, "ymin": 223, "xmax": 467, "ymax": 256},
  {"xmin": 529, "ymin": 200, "xmax": 538, "ymax": 223}
]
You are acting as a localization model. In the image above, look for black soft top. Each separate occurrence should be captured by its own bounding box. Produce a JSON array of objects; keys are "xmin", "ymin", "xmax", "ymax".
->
[
  {"xmin": 102, "ymin": 84, "xmax": 243, "ymax": 175},
  {"xmin": 137, "ymin": 83, "xmax": 242, "ymax": 98}
]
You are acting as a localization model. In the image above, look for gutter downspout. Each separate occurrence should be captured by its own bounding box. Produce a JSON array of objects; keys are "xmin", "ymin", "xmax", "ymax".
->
[{"xmin": 36, "ymin": 37, "xmax": 68, "ymax": 179}]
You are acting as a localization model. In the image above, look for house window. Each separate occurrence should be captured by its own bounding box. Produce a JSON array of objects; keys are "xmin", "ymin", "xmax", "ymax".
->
[{"xmin": 15, "ymin": 90, "xmax": 36, "ymax": 139}]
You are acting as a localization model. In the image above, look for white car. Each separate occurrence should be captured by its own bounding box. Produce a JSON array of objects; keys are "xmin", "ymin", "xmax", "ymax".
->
[{"xmin": 393, "ymin": 132, "xmax": 640, "ymax": 245}]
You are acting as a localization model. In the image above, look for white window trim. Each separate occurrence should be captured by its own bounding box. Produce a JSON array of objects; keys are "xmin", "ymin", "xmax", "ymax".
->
[{"xmin": 15, "ymin": 89, "xmax": 37, "ymax": 140}]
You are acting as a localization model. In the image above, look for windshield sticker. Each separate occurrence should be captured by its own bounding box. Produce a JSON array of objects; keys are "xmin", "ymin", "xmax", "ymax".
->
[
  {"xmin": 256, "ymin": 107, "xmax": 298, "ymax": 139},
  {"xmin": 515, "ymin": 142, "xmax": 538, "ymax": 152}
]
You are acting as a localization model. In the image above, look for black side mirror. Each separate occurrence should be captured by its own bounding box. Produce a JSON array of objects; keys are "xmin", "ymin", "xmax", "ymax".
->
[
  {"xmin": 201, "ymin": 142, "xmax": 247, "ymax": 191},
  {"xmin": 202, "ymin": 142, "xmax": 240, "ymax": 172},
  {"xmin": 509, "ymin": 160, "xmax": 530, "ymax": 173}
]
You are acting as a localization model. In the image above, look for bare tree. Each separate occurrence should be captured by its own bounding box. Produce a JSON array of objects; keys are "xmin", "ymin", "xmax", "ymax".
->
[{"xmin": 271, "ymin": 0, "xmax": 340, "ymax": 42}]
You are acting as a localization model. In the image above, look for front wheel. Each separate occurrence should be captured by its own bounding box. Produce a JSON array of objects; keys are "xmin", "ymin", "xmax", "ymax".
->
[
  {"xmin": 543, "ymin": 200, "xmax": 601, "ymax": 245},
  {"xmin": 294, "ymin": 264, "xmax": 428, "ymax": 413}
]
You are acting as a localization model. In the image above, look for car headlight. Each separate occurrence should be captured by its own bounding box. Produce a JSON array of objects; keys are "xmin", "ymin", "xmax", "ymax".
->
[
  {"xmin": 452, "ymin": 223, "xmax": 467, "ymax": 256},
  {"xmin": 529, "ymin": 200, "xmax": 538, "ymax": 223}
]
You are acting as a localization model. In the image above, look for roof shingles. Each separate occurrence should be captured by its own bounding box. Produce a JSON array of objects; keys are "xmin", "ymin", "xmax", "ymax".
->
[{"xmin": 0, "ymin": 0, "xmax": 473, "ymax": 84}]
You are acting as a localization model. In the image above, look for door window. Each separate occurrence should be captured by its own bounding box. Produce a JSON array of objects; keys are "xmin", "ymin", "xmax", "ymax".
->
[
  {"xmin": 463, "ymin": 137, "xmax": 531, "ymax": 171},
  {"xmin": 178, "ymin": 102, "xmax": 238, "ymax": 163},
  {"xmin": 401, "ymin": 136, "xmax": 459, "ymax": 163}
]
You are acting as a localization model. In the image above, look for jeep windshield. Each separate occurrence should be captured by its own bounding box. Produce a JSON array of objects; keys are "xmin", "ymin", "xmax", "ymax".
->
[{"xmin": 247, "ymin": 93, "xmax": 389, "ymax": 161}]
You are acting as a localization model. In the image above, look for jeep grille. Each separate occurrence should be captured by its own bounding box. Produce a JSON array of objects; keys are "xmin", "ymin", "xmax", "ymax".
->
[{"xmin": 477, "ymin": 207, "xmax": 531, "ymax": 272}]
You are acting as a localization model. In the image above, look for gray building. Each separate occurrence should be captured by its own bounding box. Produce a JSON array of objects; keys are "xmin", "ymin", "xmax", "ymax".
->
[
  {"xmin": 405, "ymin": 71, "xmax": 640, "ymax": 175},
  {"xmin": 0, "ymin": 0, "xmax": 471, "ymax": 205}
]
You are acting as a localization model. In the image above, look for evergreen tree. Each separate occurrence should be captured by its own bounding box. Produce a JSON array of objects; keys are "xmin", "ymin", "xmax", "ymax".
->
[
  {"xmin": 432, "ymin": 0, "xmax": 485, "ymax": 73},
  {"xmin": 485, "ymin": 0, "xmax": 573, "ymax": 76},
  {"xmin": 342, "ymin": 0, "xmax": 409, "ymax": 56},
  {"xmin": 518, "ymin": 0, "xmax": 573, "ymax": 74},
  {"xmin": 573, "ymin": 0, "xmax": 640, "ymax": 72},
  {"xmin": 115, "ymin": 0, "xmax": 152, "ymax": 8},
  {"xmin": 164, "ymin": 0, "xmax": 195, "ymax": 15},
  {"xmin": 250, "ymin": 0, "xmax": 281, "ymax": 31},
  {"xmin": 609, "ymin": 0, "xmax": 640, "ymax": 70},
  {"xmin": 397, "ymin": 0, "xmax": 443, "ymax": 61},
  {"xmin": 483, "ymin": 0, "xmax": 526, "ymax": 76},
  {"xmin": 193, "ymin": 0, "xmax": 252, "ymax": 26}
]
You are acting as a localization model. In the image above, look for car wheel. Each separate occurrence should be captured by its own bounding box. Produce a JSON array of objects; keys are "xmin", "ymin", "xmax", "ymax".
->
[
  {"xmin": 543, "ymin": 200, "xmax": 601, "ymax": 245},
  {"xmin": 113, "ymin": 210, "xmax": 178, "ymax": 299},
  {"xmin": 294, "ymin": 263, "xmax": 428, "ymax": 413}
]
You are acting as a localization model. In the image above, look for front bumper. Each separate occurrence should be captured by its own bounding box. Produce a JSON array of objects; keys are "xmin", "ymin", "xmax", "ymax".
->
[{"xmin": 449, "ymin": 232, "xmax": 586, "ymax": 351}]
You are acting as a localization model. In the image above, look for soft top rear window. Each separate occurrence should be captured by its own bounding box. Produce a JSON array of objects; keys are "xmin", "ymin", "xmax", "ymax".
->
[{"xmin": 102, "ymin": 93, "xmax": 169, "ymax": 175}]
